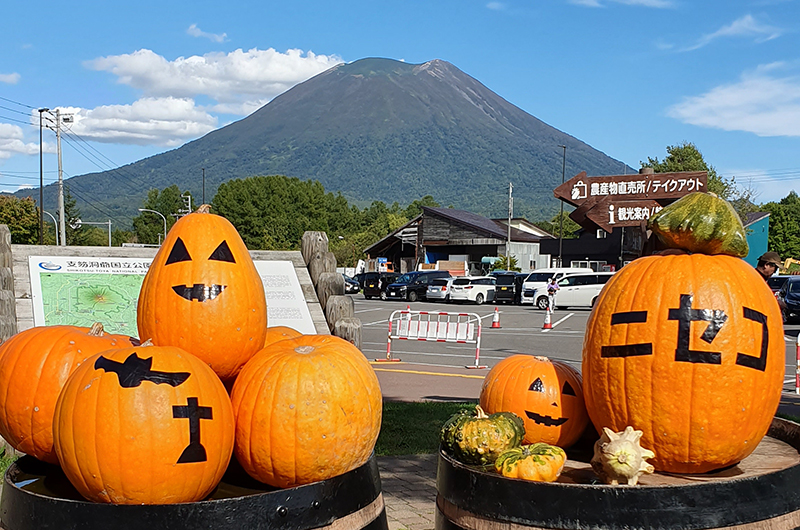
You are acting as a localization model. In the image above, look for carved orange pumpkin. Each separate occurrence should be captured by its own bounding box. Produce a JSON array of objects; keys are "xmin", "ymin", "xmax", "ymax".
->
[
  {"xmin": 53, "ymin": 344, "xmax": 234, "ymax": 504},
  {"xmin": 0, "ymin": 323, "xmax": 134, "ymax": 463},
  {"xmin": 263, "ymin": 325, "xmax": 302, "ymax": 349},
  {"xmin": 583, "ymin": 253, "xmax": 784, "ymax": 473},
  {"xmin": 231, "ymin": 334, "xmax": 382, "ymax": 488},
  {"xmin": 137, "ymin": 205, "xmax": 267, "ymax": 381},
  {"xmin": 480, "ymin": 354, "xmax": 588, "ymax": 447}
]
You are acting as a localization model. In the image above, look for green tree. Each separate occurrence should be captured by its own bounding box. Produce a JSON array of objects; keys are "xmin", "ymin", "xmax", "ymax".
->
[
  {"xmin": 133, "ymin": 185, "xmax": 187, "ymax": 244},
  {"xmin": 491, "ymin": 254, "xmax": 521, "ymax": 272},
  {"xmin": 404, "ymin": 195, "xmax": 440, "ymax": 218},
  {"xmin": 762, "ymin": 191, "xmax": 800, "ymax": 260},
  {"xmin": 534, "ymin": 210, "xmax": 580, "ymax": 239},
  {"xmin": 641, "ymin": 142, "xmax": 757, "ymax": 220},
  {"xmin": 0, "ymin": 196, "xmax": 39, "ymax": 244}
]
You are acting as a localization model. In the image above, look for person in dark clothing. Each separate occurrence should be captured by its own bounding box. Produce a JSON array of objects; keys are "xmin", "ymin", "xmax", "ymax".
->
[{"xmin": 755, "ymin": 251, "xmax": 781, "ymax": 281}]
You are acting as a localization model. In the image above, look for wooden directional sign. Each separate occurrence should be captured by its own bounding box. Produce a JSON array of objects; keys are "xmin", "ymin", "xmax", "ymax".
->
[{"xmin": 554, "ymin": 170, "xmax": 707, "ymax": 231}]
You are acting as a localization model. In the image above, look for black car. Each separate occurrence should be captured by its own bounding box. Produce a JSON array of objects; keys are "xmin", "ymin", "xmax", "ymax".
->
[
  {"xmin": 343, "ymin": 274, "xmax": 360, "ymax": 294},
  {"xmin": 385, "ymin": 271, "xmax": 452, "ymax": 302},
  {"xmin": 363, "ymin": 272, "xmax": 399, "ymax": 300},
  {"xmin": 492, "ymin": 272, "xmax": 526, "ymax": 304},
  {"xmin": 768, "ymin": 275, "xmax": 791, "ymax": 295},
  {"xmin": 778, "ymin": 276, "xmax": 800, "ymax": 324}
]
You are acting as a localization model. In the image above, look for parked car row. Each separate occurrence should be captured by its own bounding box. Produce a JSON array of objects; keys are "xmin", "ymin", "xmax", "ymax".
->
[{"xmin": 777, "ymin": 276, "xmax": 800, "ymax": 324}]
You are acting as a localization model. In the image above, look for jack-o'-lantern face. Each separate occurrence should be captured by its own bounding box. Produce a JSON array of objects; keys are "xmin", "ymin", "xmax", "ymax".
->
[
  {"xmin": 137, "ymin": 205, "xmax": 267, "ymax": 381},
  {"xmin": 53, "ymin": 345, "xmax": 234, "ymax": 504},
  {"xmin": 480, "ymin": 355, "xmax": 589, "ymax": 447}
]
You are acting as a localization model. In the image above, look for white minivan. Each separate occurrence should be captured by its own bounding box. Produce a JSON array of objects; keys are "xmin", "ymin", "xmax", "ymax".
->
[
  {"xmin": 520, "ymin": 268, "xmax": 587, "ymax": 305},
  {"xmin": 532, "ymin": 271, "xmax": 615, "ymax": 310}
]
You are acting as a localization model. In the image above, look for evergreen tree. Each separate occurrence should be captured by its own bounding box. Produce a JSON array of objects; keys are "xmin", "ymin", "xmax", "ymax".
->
[{"xmin": 0, "ymin": 196, "xmax": 39, "ymax": 244}]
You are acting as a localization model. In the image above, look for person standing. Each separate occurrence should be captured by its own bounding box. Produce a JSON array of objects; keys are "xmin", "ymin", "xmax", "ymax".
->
[
  {"xmin": 546, "ymin": 277, "xmax": 559, "ymax": 311},
  {"xmin": 755, "ymin": 252, "xmax": 781, "ymax": 282}
]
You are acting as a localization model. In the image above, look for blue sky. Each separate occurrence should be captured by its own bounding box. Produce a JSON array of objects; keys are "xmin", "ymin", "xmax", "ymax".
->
[{"xmin": 1, "ymin": 0, "xmax": 799, "ymax": 219}]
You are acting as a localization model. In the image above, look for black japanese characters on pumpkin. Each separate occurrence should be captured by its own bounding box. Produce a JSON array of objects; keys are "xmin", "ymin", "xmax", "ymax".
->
[
  {"xmin": 599, "ymin": 294, "xmax": 769, "ymax": 372},
  {"xmin": 173, "ymin": 397, "xmax": 213, "ymax": 464},
  {"xmin": 94, "ymin": 353, "xmax": 191, "ymax": 388},
  {"xmin": 525, "ymin": 377, "xmax": 569, "ymax": 427}
]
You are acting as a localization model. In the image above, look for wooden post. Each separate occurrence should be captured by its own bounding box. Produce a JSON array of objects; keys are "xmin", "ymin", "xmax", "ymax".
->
[
  {"xmin": 324, "ymin": 295, "xmax": 354, "ymax": 332},
  {"xmin": 316, "ymin": 271, "xmax": 344, "ymax": 311},
  {"xmin": 0, "ymin": 225, "xmax": 17, "ymax": 344},
  {"xmin": 309, "ymin": 251, "xmax": 337, "ymax": 288},
  {"xmin": 302, "ymin": 231, "xmax": 329, "ymax": 266},
  {"xmin": 334, "ymin": 317, "xmax": 363, "ymax": 351}
]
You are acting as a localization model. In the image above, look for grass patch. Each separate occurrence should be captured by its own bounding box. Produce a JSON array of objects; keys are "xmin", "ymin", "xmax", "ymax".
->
[
  {"xmin": 777, "ymin": 412, "xmax": 800, "ymax": 424},
  {"xmin": 376, "ymin": 401, "xmax": 477, "ymax": 456},
  {"xmin": 0, "ymin": 451, "xmax": 18, "ymax": 477}
]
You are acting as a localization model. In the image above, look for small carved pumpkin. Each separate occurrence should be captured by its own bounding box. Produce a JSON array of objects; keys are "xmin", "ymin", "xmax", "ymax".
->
[
  {"xmin": 440, "ymin": 405, "xmax": 525, "ymax": 466},
  {"xmin": 231, "ymin": 334, "xmax": 382, "ymax": 488},
  {"xmin": 0, "ymin": 323, "xmax": 134, "ymax": 463},
  {"xmin": 137, "ymin": 204, "xmax": 267, "ymax": 381},
  {"xmin": 583, "ymin": 254, "xmax": 784, "ymax": 473},
  {"xmin": 494, "ymin": 443, "xmax": 567, "ymax": 482},
  {"xmin": 480, "ymin": 355, "xmax": 588, "ymax": 448},
  {"xmin": 53, "ymin": 343, "xmax": 234, "ymax": 504}
]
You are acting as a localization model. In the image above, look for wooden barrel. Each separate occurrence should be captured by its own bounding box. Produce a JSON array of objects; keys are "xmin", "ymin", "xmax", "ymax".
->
[
  {"xmin": 0, "ymin": 453, "xmax": 387, "ymax": 530},
  {"xmin": 436, "ymin": 417, "xmax": 800, "ymax": 530}
]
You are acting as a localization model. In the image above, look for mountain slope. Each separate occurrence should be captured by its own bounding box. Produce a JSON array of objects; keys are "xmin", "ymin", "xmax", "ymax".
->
[{"xmin": 22, "ymin": 57, "xmax": 632, "ymax": 225}]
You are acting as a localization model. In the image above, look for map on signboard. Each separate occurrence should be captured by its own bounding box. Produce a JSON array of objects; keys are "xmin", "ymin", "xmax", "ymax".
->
[{"xmin": 28, "ymin": 255, "xmax": 318, "ymax": 336}]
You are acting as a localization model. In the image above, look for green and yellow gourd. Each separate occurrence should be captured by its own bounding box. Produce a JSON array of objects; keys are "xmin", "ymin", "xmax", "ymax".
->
[
  {"xmin": 440, "ymin": 405, "xmax": 525, "ymax": 466},
  {"xmin": 648, "ymin": 191, "xmax": 748, "ymax": 257},
  {"xmin": 494, "ymin": 443, "xmax": 567, "ymax": 482}
]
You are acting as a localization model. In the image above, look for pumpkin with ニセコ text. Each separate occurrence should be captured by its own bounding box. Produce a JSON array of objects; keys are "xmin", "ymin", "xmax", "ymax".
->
[
  {"xmin": 231, "ymin": 334, "xmax": 382, "ymax": 488},
  {"xmin": 582, "ymin": 253, "xmax": 783, "ymax": 473},
  {"xmin": 0, "ymin": 323, "xmax": 135, "ymax": 464},
  {"xmin": 53, "ymin": 343, "xmax": 234, "ymax": 504},
  {"xmin": 480, "ymin": 355, "xmax": 588, "ymax": 448},
  {"xmin": 137, "ymin": 204, "xmax": 267, "ymax": 381}
]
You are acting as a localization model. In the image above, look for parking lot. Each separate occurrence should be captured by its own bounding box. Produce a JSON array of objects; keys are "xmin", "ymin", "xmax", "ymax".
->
[{"xmin": 353, "ymin": 295, "xmax": 800, "ymax": 393}]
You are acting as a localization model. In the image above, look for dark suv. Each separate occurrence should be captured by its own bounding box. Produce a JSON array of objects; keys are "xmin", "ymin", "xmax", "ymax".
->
[
  {"xmin": 492, "ymin": 272, "xmax": 526, "ymax": 304},
  {"xmin": 385, "ymin": 271, "xmax": 452, "ymax": 302},
  {"xmin": 778, "ymin": 276, "xmax": 800, "ymax": 324},
  {"xmin": 363, "ymin": 272, "xmax": 399, "ymax": 300}
]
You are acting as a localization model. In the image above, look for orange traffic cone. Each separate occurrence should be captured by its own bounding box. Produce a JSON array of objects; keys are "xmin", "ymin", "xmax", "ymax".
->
[
  {"xmin": 542, "ymin": 307, "xmax": 552, "ymax": 330},
  {"xmin": 491, "ymin": 307, "xmax": 501, "ymax": 329}
]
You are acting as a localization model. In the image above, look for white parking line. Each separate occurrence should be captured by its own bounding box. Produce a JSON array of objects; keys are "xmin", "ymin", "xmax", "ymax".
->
[
  {"xmin": 541, "ymin": 313, "xmax": 575, "ymax": 332},
  {"xmin": 355, "ymin": 307, "xmax": 388, "ymax": 314}
]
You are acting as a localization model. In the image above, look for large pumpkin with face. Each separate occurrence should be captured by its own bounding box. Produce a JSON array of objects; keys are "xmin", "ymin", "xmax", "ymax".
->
[
  {"xmin": 53, "ymin": 344, "xmax": 234, "ymax": 504},
  {"xmin": 480, "ymin": 355, "xmax": 588, "ymax": 447},
  {"xmin": 582, "ymin": 253, "xmax": 784, "ymax": 473},
  {"xmin": 231, "ymin": 334, "xmax": 382, "ymax": 488},
  {"xmin": 0, "ymin": 323, "xmax": 135, "ymax": 463},
  {"xmin": 137, "ymin": 205, "xmax": 267, "ymax": 381}
]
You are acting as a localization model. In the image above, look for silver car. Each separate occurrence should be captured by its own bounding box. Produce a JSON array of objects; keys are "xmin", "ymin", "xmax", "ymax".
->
[{"xmin": 426, "ymin": 277, "xmax": 456, "ymax": 301}]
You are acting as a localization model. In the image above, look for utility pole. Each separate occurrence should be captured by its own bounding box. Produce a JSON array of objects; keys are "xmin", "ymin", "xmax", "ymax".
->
[
  {"xmin": 38, "ymin": 108, "xmax": 49, "ymax": 244},
  {"xmin": 507, "ymin": 182, "xmax": 513, "ymax": 257},
  {"xmin": 558, "ymin": 145, "xmax": 567, "ymax": 267},
  {"xmin": 55, "ymin": 109, "xmax": 70, "ymax": 246}
]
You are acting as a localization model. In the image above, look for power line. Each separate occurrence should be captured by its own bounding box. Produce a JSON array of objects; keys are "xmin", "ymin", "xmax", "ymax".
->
[{"xmin": 0, "ymin": 95, "xmax": 37, "ymax": 109}]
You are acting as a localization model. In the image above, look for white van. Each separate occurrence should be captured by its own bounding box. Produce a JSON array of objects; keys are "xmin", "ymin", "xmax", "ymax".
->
[
  {"xmin": 520, "ymin": 268, "xmax": 588, "ymax": 305},
  {"xmin": 449, "ymin": 276, "xmax": 496, "ymax": 305},
  {"xmin": 532, "ymin": 271, "xmax": 615, "ymax": 310}
]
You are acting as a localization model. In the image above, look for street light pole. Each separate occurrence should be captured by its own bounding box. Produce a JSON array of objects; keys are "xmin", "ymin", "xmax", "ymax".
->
[
  {"xmin": 38, "ymin": 108, "xmax": 49, "ymax": 245},
  {"xmin": 138, "ymin": 208, "xmax": 168, "ymax": 245},
  {"xmin": 43, "ymin": 211, "xmax": 58, "ymax": 246},
  {"xmin": 557, "ymin": 145, "xmax": 567, "ymax": 267}
]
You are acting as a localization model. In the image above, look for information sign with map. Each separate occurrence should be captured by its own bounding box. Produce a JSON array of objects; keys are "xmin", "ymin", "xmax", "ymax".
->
[{"xmin": 29, "ymin": 256, "xmax": 317, "ymax": 336}]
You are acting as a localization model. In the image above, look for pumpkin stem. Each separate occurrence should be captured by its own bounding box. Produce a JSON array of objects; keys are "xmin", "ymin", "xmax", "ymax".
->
[
  {"xmin": 88, "ymin": 322, "xmax": 105, "ymax": 336},
  {"xmin": 475, "ymin": 405, "xmax": 488, "ymax": 419},
  {"xmin": 140, "ymin": 338, "xmax": 154, "ymax": 347},
  {"xmin": 294, "ymin": 345, "xmax": 316, "ymax": 354},
  {"xmin": 196, "ymin": 204, "xmax": 212, "ymax": 214},
  {"xmin": 533, "ymin": 356, "xmax": 550, "ymax": 362}
]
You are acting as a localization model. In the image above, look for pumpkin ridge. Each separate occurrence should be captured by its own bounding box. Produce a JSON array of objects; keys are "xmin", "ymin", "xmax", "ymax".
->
[
  {"xmin": 251, "ymin": 354, "xmax": 279, "ymax": 483},
  {"xmin": 29, "ymin": 327, "xmax": 72, "ymax": 457},
  {"xmin": 638, "ymin": 255, "xmax": 663, "ymax": 456}
]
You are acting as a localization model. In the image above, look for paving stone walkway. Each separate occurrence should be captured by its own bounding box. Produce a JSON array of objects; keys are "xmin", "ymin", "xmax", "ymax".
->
[{"xmin": 377, "ymin": 454, "xmax": 438, "ymax": 530}]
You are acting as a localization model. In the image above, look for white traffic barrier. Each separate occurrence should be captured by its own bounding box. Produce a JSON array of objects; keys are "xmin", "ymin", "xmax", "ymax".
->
[{"xmin": 379, "ymin": 309, "xmax": 487, "ymax": 368}]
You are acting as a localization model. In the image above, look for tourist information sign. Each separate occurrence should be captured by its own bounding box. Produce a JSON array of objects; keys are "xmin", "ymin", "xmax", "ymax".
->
[{"xmin": 554, "ymin": 170, "xmax": 708, "ymax": 231}]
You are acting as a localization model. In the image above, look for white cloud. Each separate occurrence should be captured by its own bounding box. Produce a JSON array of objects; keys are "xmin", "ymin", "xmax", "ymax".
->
[
  {"xmin": 0, "ymin": 123, "xmax": 47, "ymax": 159},
  {"xmin": 682, "ymin": 14, "xmax": 782, "ymax": 51},
  {"xmin": 486, "ymin": 2, "xmax": 506, "ymax": 9},
  {"xmin": 667, "ymin": 62, "xmax": 800, "ymax": 137},
  {"xmin": 186, "ymin": 24, "xmax": 227, "ymax": 43},
  {"xmin": 86, "ymin": 47, "xmax": 343, "ymax": 114},
  {"xmin": 0, "ymin": 73, "xmax": 20, "ymax": 84},
  {"xmin": 54, "ymin": 98, "xmax": 218, "ymax": 146}
]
